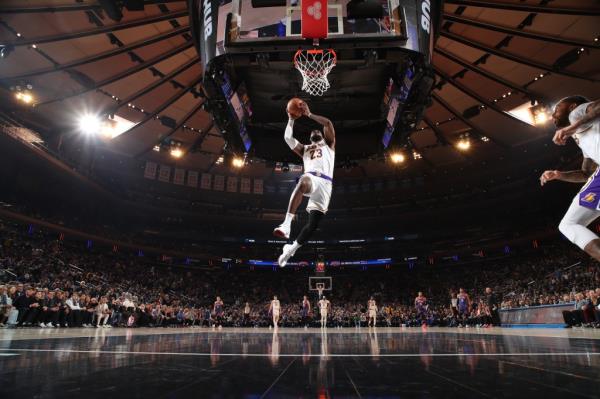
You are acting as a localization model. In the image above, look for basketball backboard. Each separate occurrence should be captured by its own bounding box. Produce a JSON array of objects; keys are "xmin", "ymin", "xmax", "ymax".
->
[{"xmin": 309, "ymin": 276, "xmax": 332, "ymax": 291}]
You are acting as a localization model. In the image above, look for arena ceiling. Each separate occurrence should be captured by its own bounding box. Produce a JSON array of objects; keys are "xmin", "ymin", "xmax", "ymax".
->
[{"xmin": 0, "ymin": 0, "xmax": 599, "ymax": 178}]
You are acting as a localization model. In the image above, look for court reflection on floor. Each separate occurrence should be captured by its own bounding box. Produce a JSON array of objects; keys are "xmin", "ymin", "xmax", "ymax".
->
[{"xmin": 1, "ymin": 329, "xmax": 599, "ymax": 398}]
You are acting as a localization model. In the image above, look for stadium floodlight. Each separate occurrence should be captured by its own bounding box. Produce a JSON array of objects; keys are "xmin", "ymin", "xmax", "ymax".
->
[
  {"xmin": 170, "ymin": 148, "xmax": 183, "ymax": 158},
  {"xmin": 456, "ymin": 137, "xmax": 471, "ymax": 151},
  {"xmin": 232, "ymin": 156, "xmax": 245, "ymax": 168},
  {"xmin": 390, "ymin": 152, "xmax": 405, "ymax": 164},
  {"xmin": 15, "ymin": 92, "xmax": 33, "ymax": 104},
  {"xmin": 78, "ymin": 114, "xmax": 102, "ymax": 135}
]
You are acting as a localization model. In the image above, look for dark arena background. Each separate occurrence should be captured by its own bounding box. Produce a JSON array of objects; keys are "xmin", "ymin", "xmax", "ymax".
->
[{"xmin": 0, "ymin": 0, "xmax": 599, "ymax": 398}]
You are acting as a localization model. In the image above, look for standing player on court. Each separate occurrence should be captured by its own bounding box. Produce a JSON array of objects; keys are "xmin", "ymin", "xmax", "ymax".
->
[
  {"xmin": 457, "ymin": 288, "xmax": 470, "ymax": 326},
  {"xmin": 301, "ymin": 295, "xmax": 311, "ymax": 328},
  {"xmin": 540, "ymin": 96, "xmax": 600, "ymax": 260},
  {"xmin": 213, "ymin": 296, "xmax": 224, "ymax": 330},
  {"xmin": 269, "ymin": 295, "xmax": 281, "ymax": 328},
  {"xmin": 367, "ymin": 297, "xmax": 378, "ymax": 327},
  {"xmin": 318, "ymin": 295, "xmax": 331, "ymax": 328},
  {"xmin": 273, "ymin": 99, "xmax": 335, "ymax": 267},
  {"xmin": 414, "ymin": 291, "xmax": 428, "ymax": 324}
]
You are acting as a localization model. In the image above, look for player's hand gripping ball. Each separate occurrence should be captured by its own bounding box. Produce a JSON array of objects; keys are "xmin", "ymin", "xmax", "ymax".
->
[{"xmin": 287, "ymin": 97, "xmax": 305, "ymax": 119}]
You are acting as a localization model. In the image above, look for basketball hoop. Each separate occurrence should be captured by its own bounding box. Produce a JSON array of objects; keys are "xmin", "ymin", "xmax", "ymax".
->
[{"xmin": 294, "ymin": 49, "xmax": 336, "ymax": 96}]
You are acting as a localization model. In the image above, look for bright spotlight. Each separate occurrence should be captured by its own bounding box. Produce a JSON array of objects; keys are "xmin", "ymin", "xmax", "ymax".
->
[
  {"xmin": 78, "ymin": 114, "xmax": 102, "ymax": 135},
  {"xmin": 232, "ymin": 157, "xmax": 245, "ymax": 168},
  {"xmin": 170, "ymin": 148, "xmax": 183, "ymax": 158},
  {"xmin": 390, "ymin": 152, "xmax": 405, "ymax": 164},
  {"xmin": 456, "ymin": 138, "xmax": 471, "ymax": 151},
  {"xmin": 21, "ymin": 93, "xmax": 33, "ymax": 103},
  {"xmin": 531, "ymin": 106, "xmax": 550, "ymax": 125},
  {"xmin": 14, "ymin": 91, "xmax": 34, "ymax": 104}
]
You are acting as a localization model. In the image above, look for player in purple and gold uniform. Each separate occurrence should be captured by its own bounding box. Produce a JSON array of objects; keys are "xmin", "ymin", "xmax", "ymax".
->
[{"xmin": 541, "ymin": 96, "xmax": 600, "ymax": 260}]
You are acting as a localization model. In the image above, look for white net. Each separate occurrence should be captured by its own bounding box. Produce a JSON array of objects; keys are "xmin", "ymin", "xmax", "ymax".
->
[{"xmin": 294, "ymin": 49, "xmax": 337, "ymax": 96}]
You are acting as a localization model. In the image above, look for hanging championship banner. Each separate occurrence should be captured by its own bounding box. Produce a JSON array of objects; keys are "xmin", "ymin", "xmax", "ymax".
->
[
  {"xmin": 240, "ymin": 177, "xmax": 251, "ymax": 194},
  {"xmin": 173, "ymin": 168, "xmax": 185, "ymax": 185},
  {"xmin": 253, "ymin": 179, "xmax": 263, "ymax": 194},
  {"xmin": 201, "ymin": 173, "xmax": 212, "ymax": 189},
  {"xmin": 158, "ymin": 165, "xmax": 171, "ymax": 182},
  {"xmin": 214, "ymin": 175, "xmax": 225, "ymax": 191},
  {"xmin": 227, "ymin": 176, "xmax": 238, "ymax": 192},
  {"xmin": 144, "ymin": 161, "xmax": 157, "ymax": 179},
  {"xmin": 187, "ymin": 171, "xmax": 199, "ymax": 188}
]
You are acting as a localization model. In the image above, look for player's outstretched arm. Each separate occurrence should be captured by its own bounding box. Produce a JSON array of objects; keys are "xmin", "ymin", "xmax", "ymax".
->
[
  {"xmin": 540, "ymin": 158, "xmax": 598, "ymax": 185},
  {"xmin": 284, "ymin": 117, "xmax": 304, "ymax": 158},
  {"xmin": 301, "ymin": 103, "xmax": 336, "ymax": 149}
]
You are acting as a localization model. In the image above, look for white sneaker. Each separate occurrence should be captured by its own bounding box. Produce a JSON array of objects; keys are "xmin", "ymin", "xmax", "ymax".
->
[
  {"xmin": 273, "ymin": 223, "xmax": 290, "ymax": 239},
  {"xmin": 278, "ymin": 243, "xmax": 297, "ymax": 268},
  {"xmin": 39, "ymin": 323, "xmax": 46, "ymax": 328}
]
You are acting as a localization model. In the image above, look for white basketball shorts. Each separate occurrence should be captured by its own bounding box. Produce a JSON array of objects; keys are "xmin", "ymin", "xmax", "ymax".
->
[{"xmin": 303, "ymin": 173, "xmax": 332, "ymax": 213}]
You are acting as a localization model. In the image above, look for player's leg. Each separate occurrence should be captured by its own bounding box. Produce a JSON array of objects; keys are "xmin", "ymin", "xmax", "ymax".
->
[
  {"xmin": 278, "ymin": 176, "xmax": 330, "ymax": 267},
  {"xmin": 278, "ymin": 211, "xmax": 325, "ymax": 267},
  {"xmin": 558, "ymin": 195, "xmax": 600, "ymax": 260},
  {"xmin": 274, "ymin": 176, "xmax": 312, "ymax": 239}
]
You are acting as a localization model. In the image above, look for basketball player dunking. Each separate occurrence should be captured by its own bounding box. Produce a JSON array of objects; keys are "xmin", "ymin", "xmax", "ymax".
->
[
  {"xmin": 274, "ymin": 99, "xmax": 335, "ymax": 267},
  {"xmin": 540, "ymin": 96, "xmax": 600, "ymax": 260},
  {"xmin": 318, "ymin": 295, "xmax": 331, "ymax": 328},
  {"xmin": 269, "ymin": 295, "xmax": 281, "ymax": 328},
  {"xmin": 367, "ymin": 297, "xmax": 378, "ymax": 327}
]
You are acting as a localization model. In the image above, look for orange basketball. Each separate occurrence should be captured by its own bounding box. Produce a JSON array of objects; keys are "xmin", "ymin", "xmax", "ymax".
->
[{"xmin": 286, "ymin": 97, "xmax": 305, "ymax": 119}]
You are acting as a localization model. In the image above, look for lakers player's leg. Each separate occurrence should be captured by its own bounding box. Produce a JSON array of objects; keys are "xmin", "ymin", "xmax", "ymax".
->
[
  {"xmin": 559, "ymin": 196, "xmax": 600, "ymax": 261},
  {"xmin": 274, "ymin": 176, "xmax": 312, "ymax": 238},
  {"xmin": 287, "ymin": 176, "xmax": 312, "ymax": 214},
  {"xmin": 296, "ymin": 210, "xmax": 325, "ymax": 245}
]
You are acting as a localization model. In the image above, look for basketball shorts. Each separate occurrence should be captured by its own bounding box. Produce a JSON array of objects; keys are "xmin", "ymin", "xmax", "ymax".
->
[
  {"xmin": 273, "ymin": 311, "xmax": 280, "ymax": 317},
  {"xmin": 578, "ymin": 168, "xmax": 600, "ymax": 209},
  {"xmin": 303, "ymin": 173, "xmax": 332, "ymax": 214},
  {"xmin": 369, "ymin": 311, "xmax": 376, "ymax": 318}
]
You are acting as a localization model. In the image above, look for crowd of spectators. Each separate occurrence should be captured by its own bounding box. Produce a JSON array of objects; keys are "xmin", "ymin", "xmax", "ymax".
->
[{"xmin": 1, "ymin": 219, "xmax": 599, "ymax": 329}]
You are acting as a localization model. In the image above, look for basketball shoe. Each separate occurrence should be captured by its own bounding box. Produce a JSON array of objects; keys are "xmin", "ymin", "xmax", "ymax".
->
[
  {"xmin": 273, "ymin": 223, "xmax": 290, "ymax": 239},
  {"xmin": 278, "ymin": 243, "xmax": 299, "ymax": 267}
]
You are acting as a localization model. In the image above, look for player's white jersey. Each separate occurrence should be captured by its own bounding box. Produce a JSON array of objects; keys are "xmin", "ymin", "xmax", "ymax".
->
[
  {"xmin": 271, "ymin": 300, "xmax": 281, "ymax": 312},
  {"xmin": 318, "ymin": 299, "xmax": 330, "ymax": 312},
  {"xmin": 571, "ymin": 102, "xmax": 600, "ymax": 165},
  {"xmin": 368, "ymin": 301, "xmax": 377, "ymax": 312},
  {"xmin": 303, "ymin": 142, "xmax": 335, "ymax": 178}
]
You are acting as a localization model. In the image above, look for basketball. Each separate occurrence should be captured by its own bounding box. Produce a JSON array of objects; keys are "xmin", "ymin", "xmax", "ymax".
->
[{"xmin": 286, "ymin": 97, "xmax": 305, "ymax": 119}]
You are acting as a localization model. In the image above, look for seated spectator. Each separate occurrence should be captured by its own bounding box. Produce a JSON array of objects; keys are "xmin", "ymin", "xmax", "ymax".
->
[
  {"xmin": 95, "ymin": 297, "xmax": 110, "ymax": 328},
  {"xmin": 562, "ymin": 293, "xmax": 587, "ymax": 328},
  {"xmin": 0, "ymin": 285, "xmax": 12, "ymax": 327},
  {"xmin": 40, "ymin": 290, "xmax": 61, "ymax": 327},
  {"xmin": 65, "ymin": 293, "xmax": 83, "ymax": 327}
]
